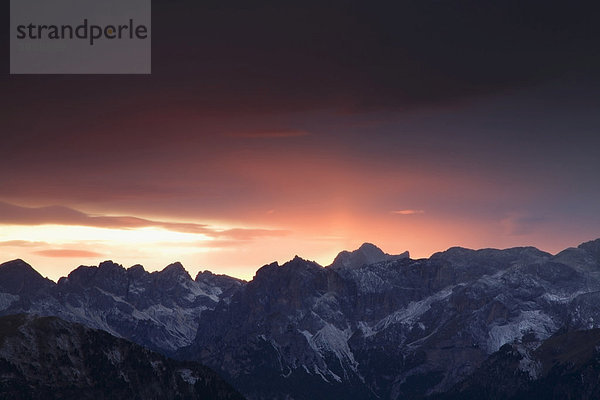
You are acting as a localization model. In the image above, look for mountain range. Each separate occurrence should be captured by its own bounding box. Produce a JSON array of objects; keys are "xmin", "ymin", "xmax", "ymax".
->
[{"xmin": 1, "ymin": 239, "xmax": 600, "ymax": 399}]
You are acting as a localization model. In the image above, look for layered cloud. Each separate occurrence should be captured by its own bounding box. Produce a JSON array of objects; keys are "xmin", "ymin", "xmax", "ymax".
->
[
  {"xmin": 392, "ymin": 210, "xmax": 425, "ymax": 215},
  {"xmin": 0, "ymin": 201, "xmax": 287, "ymax": 240},
  {"xmin": 33, "ymin": 249, "xmax": 104, "ymax": 258},
  {"xmin": 227, "ymin": 129, "xmax": 310, "ymax": 139},
  {"xmin": 0, "ymin": 240, "xmax": 48, "ymax": 247}
]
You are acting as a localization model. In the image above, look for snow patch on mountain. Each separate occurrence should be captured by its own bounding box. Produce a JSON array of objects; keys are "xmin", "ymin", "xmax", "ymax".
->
[
  {"xmin": 357, "ymin": 321, "xmax": 375, "ymax": 336},
  {"xmin": 178, "ymin": 368, "xmax": 199, "ymax": 385},
  {"xmin": 312, "ymin": 324, "xmax": 356, "ymax": 365},
  {"xmin": 374, "ymin": 286, "xmax": 456, "ymax": 333},
  {"xmin": 541, "ymin": 289, "xmax": 589, "ymax": 304},
  {"xmin": 517, "ymin": 344, "xmax": 542, "ymax": 379},
  {"xmin": 487, "ymin": 310, "xmax": 557, "ymax": 352},
  {"xmin": 182, "ymin": 279, "xmax": 222, "ymax": 302},
  {"xmin": 0, "ymin": 293, "xmax": 18, "ymax": 311}
]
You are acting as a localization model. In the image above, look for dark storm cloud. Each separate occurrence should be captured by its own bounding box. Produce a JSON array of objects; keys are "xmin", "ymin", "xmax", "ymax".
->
[
  {"xmin": 3, "ymin": 1, "xmax": 599, "ymax": 112},
  {"xmin": 145, "ymin": 0, "xmax": 600, "ymax": 110},
  {"xmin": 2, "ymin": 1, "xmax": 599, "ymax": 160}
]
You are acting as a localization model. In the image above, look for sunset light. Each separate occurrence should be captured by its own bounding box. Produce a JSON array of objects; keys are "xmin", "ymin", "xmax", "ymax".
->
[{"xmin": 3, "ymin": 2, "xmax": 600, "ymax": 399}]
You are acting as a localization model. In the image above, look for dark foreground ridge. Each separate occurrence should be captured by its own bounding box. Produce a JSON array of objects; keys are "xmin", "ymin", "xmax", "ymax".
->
[
  {"xmin": 1, "ymin": 239, "xmax": 600, "ymax": 399},
  {"xmin": 0, "ymin": 314, "xmax": 245, "ymax": 400},
  {"xmin": 431, "ymin": 328, "xmax": 600, "ymax": 400}
]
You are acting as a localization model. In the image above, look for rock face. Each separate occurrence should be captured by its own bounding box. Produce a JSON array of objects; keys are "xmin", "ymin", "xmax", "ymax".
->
[
  {"xmin": 2, "ymin": 239, "xmax": 600, "ymax": 400},
  {"xmin": 180, "ymin": 240, "xmax": 600, "ymax": 399},
  {"xmin": 0, "ymin": 314, "xmax": 245, "ymax": 400},
  {"xmin": 329, "ymin": 242, "xmax": 409, "ymax": 270},
  {"xmin": 432, "ymin": 328, "xmax": 600, "ymax": 400},
  {"xmin": 0, "ymin": 259, "xmax": 54, "ymax": 296},
  {"xmin": 0, "ymin": 259, "xmax": 244, "ymax": 354}
]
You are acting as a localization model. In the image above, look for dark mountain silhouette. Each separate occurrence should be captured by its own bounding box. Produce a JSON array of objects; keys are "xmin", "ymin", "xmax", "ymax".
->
[
  {"xmin": 0, "ymin": 259, "xmax": 53, "ymax": 295},
  {"xmin": 0, "ymin": 314, "xmax": 245, "ymax": 400},
  {"xmin": 329, "ymin": 242, "xmax": 409, "ymax": 270}
]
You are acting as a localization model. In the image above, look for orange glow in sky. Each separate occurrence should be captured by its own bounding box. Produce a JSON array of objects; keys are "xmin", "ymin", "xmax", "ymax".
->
[
  {"xmin": 1, "ymin": 85, "xmax": 599, "ymax": 280},
  {"xmin": 0, "ymin": 200, "xmax": 592, "ymax": 282}
]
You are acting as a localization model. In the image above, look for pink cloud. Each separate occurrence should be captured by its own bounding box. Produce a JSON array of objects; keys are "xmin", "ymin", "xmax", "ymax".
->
[
  {"xmin": 34, "ymin": 249, "xmax": 103, "ymax": 258},
  {"xmin": 0, "ymin": 240, "xmax": 48, "ymax": 247},
  {"xmin": 0, "ymin": 201, "xmax": 287, "ymax": 240},
  {"xmin": 391, "ymin": 209, "xmax": 425, "ymax": 215},
  {"xmin": 227, "ymin": 129, "xmax": 310, "ymax": 138}
]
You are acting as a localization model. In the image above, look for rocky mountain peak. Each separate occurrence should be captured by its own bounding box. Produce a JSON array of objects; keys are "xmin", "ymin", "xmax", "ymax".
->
[
  {"xmin": 126, "ymin": 264, "xmax": 146, "ymax": 278},
  {"xmin": 96, "ymin": 261, "xmax": 128, "ymax": 283},
  {"xmin": 578, "ymin": 238, "xmax": 600, "ymax": 261},
  {"xmin": 98, "ymin": 260, "xmax": 124, "ymax": 271},
  {"xmin": 359, "ymin": 242, "xmax": 385, "ymax": 254},
  {"xmin": 0, "ymin": 258, "xmax": 37, "ymax": 274},
  {"xmin": 430, "ymin": 246, "xmax": 474, "ymax": 261},
  {"xmin": 251, "ymin": 258, "xmax": 324, "ymax": 291},
  {"xmin": 157, "ymin": 262, "xmax": 192, "ymax": 281},
  {"xmin": 329, "ymin": 242, "xmax": 409, "ymax": 270},
  {"xmin": 0, "ymin": 259, "xmax": 53, "ymax": 294},
  {"xmin": 195, "ymin": 270, "xmax": 246, "ymax": 291},
  {"xmin": 61, "ymin": 261, "xmax": 129, "ymax": 296},
  {"xmin": 283, "ymin": 256, "xmax": 323, "ymax": 272},
  {"xmin": 196, "ymin": 270, "xmax": 214, "ymax": 279},
  {"xmin": 253, "ymin": 261, "xmax": 279, "ymax": 280}
]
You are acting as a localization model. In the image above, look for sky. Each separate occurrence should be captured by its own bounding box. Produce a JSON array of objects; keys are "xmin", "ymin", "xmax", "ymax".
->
[{"xmin": 1, "ymin": 1, "xmax": 600, "ymax": 281}]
